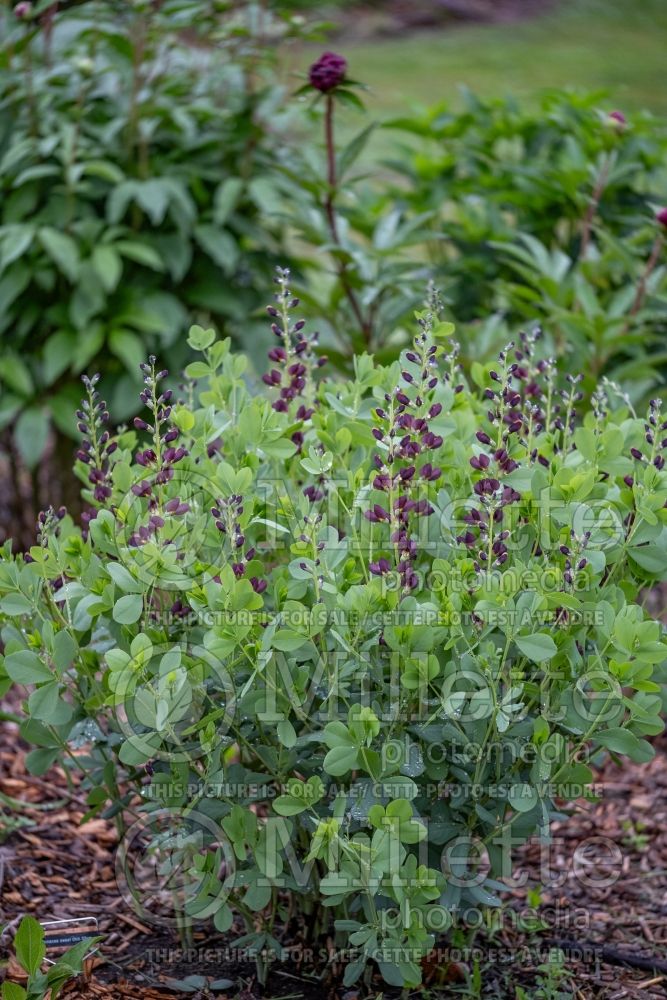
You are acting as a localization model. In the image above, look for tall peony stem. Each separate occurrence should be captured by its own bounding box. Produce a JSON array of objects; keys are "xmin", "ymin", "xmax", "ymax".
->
[
  {"xmin": 322, "ymin": 93, "xmax": 371, "ymax": 347},
  {"xmin": 309, "ymin": 51, "xmax": 372, "ymax": 348}
]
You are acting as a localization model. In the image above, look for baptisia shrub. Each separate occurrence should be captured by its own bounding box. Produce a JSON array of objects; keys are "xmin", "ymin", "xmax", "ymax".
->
[{"xmin": 1, "ymin": 273, "xmax": 666, "ymax": 988}]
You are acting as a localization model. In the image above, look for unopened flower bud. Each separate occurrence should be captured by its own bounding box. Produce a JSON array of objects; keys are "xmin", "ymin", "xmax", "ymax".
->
[{"xmin": 309, "ymin": 51, "xmax": 347, "ymax": 93}]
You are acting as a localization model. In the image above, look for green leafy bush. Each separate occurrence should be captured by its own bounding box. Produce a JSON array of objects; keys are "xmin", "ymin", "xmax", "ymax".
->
[
  {"xmin": 387, "ymin": 91, "xmax": 667, "ymax": 395},
  {"xmin": 1, "ymin": 273, "xmax": 665, "ymax": 988},
  {"xmin": 0, "ymin": 0, "xmax": 306, "ymax": 467}
]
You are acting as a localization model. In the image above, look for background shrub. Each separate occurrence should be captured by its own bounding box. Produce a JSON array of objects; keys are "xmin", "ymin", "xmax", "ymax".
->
[
  {"xmin": 0, "ymin": 0, "xmax": 303, "ymax": 465},
  {"xmin": 386, "ymin": 91, "xmax": 667, "ymax": 393}
]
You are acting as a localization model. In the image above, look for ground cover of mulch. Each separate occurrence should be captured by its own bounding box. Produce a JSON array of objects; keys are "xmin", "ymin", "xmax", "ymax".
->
[{"xmin": 1, "ymin": 723, "xmax": 667, "ymax": 1000}]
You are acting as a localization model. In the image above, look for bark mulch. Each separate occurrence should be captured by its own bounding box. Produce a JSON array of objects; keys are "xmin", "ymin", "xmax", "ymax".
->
[{"xmin": 1, "ymin": 728, "xmax": 667, "ymax": 999}]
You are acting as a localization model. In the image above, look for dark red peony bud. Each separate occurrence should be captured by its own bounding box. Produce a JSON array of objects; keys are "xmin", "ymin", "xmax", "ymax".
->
[{"xmin": 309, "ymin": 51, "xmax": 347, "ymax": 93}]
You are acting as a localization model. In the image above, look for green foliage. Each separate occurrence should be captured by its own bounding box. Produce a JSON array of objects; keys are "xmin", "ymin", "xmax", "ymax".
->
[
  {"xmin": 0, "ymin": 0, "xmax": 306, "ymax": 464},
  {"xmin": 0, "ymin": 281, "xmax": 665, "ymax": 989},
  {"xmin": 386, "ymin": 91, "xmax": 667, "ymax": 397},
  {"xmin": 2, "ymin": 915, "xmax": 101, "ymax": 1000}
]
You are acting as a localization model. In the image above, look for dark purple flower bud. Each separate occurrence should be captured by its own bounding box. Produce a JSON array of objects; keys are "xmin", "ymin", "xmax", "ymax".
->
[
  {"xmin": 423, "ymin": 433, "xmax": 443, "ymax": 449},
  {"xmin": 429, "ymin": 403, "xmax": 442, "ymax": 419},
  {"xmin": 656, "ymin": 208, "xmax": 667, "ymax": 229},
  {"xmin": 308, "ymin": 51, "xmax": 347, "ymax": 93},
  {"xmin": 630, "ymin": 448, "xmax": 643, "ymax": 460},
  {"xmin": 655, "ymin": 455, "xmax": 665, "ymax": 470},
  {"xmin": 500, "ymin": 486, "xmax": 520, "ymax": 505},
  {"xmin": 251, "ymin": 577, "xmax": 267, "ymax": 594},
  {"xmin": 470, "ymin": 453, "xmax": 490, "ymax": 471},
  {"xmin": 136, "ymin": 449, "xmax": 156, "ymax": 467},
  {"xmin": 608, "ymin": 109, "xmax": 626, "ymax": 126},
  {"xmin": 134, "ymin": 417, "xmax": 149, "ymax": 431},
  {"xmin": 372, "ymin": 428, "xmax": 384, "ymax": 441},
  {"xmin": 131, "ymin": 481, "xmax": 152, "ymax": 497},
  {"xmin": 456, "ymin": 531, "xmax": 476, "ymax": 548},
  {"xmin": 369, "ymin": 558, "xmax": 391, "ymax": 576},
  {"xmin": 476, "ymin": 431, "xmax": 491, "ymax": 445},
  {"xmin": 623, "ymin": 475, "xmax": 634, "ymax": 487}
]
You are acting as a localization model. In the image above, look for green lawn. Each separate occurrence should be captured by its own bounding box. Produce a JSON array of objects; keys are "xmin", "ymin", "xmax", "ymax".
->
[{"xmin": 333, "ymin": 0, "xmax": 667, "ymax": 118}]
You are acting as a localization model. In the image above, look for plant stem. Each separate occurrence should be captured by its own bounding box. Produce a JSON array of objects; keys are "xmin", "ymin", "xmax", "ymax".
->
[
  {"xmin": 579, "ymin": 154, "xmax": 611, "ymax": 261},
  {"xmin": 628, "ymin": 232, "xmax": 664, "ymax": 319},
  {"xmin": 323, "ymin": 94, "xmax": 372, "ymax": 349}
]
